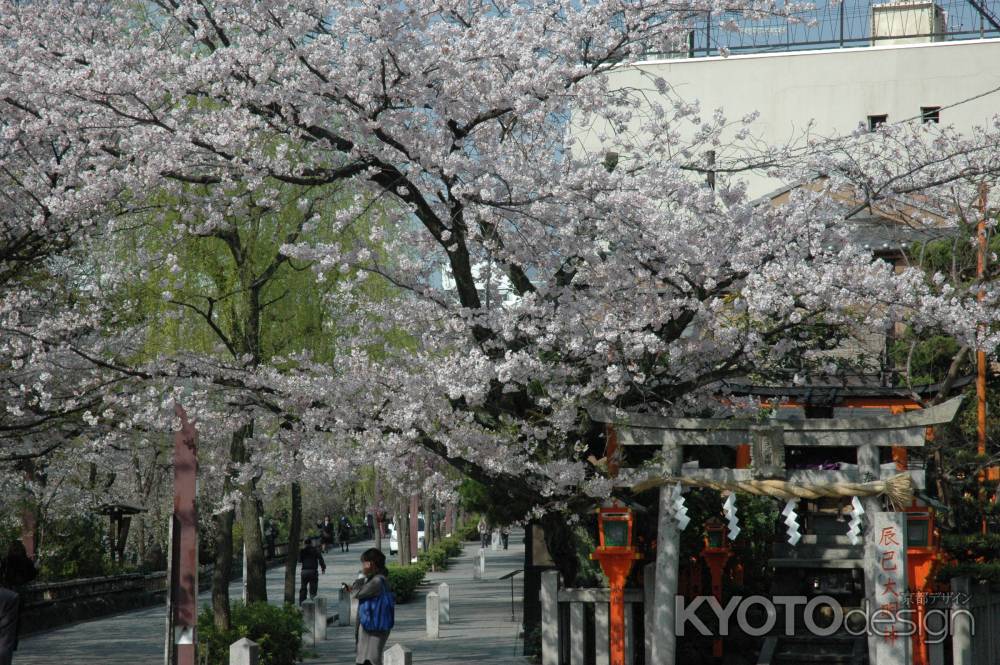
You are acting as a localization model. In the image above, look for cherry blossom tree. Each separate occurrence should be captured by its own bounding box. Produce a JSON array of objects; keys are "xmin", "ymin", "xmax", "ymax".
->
[{"xmin": 2, "ymin": 0, "xmax": 999, "ymax": 592}]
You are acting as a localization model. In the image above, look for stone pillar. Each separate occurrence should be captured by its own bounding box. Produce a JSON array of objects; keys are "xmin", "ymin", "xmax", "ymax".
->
[
  {"xmin": 301, "ymin": 600, "xmax": 316, "ymax": 647},
  {"xmin": 643, "ymin": 562, "xmax": 655, "ymax": 665},
  {"xmin": 541, "ymin": 570, "xmax": 559, "ymax": 665},
  {"xmin": 928, "ymin": 611, "xmax": 946, "ymax": 665},
  {"xmin": 438, "ymin": 583, "xmax": 450, "ymax": 624},
  {"xmin": 595, "ymin": 601, "xmax": 610, "ymax": 665},
  {"xmin": 858, "ymin": 443, "xmax": 881, "ymax": 665},
  {"xmin": 426, "ymin": 592, "xmax": 440, "ymax": 638},
  {"xmin": 339, "ymin": 587, "xmax": 352, "ymax": 627},
  {"xmin": 570, "ymin": 602, "xmax": 585, "ymax": 665},
  {"xmin": 383, "ymin": 644, "xmax": 413, "ymax": 665},
  {"xmin": 872, "ymin": 511, "xmax": 909, "ymax": 665},
  {"xmin": 351, "ymin": 596, "xmax": 359, "ymax": 626},
  {"xmin": 950, "ymin": 577, "xmax": 973, "ymax": 665},
  {"xmin": 314, "ymin": 596, "xmax": 327, "ymax": 640},
  {"xmin": 473, "ymin": 549, "xmax": 486, "ymax": 580},
  {"xmin": 650, "ymin": 443, "xmax": 682, "ymax": 665},
  {"xmin": 229, "ymin": 638, "xmax": 259, "ymax": 665}
]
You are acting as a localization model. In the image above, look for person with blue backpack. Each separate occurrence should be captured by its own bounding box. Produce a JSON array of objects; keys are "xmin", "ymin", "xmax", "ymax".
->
[{"xmin": 344, "ymin": 548, "xmax": 394, "ymax": 665}]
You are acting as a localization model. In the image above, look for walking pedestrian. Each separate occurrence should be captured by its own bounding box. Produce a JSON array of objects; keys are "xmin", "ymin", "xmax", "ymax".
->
[
  {"xmin": 318, "ymin": 516, "xmax": 335, "ymax": 553},
  {"xmin": 477, "ymin": 516, "xmax": 490, "ymax": 549},
  {"xmin": 344, "ymin": 548, "xmax": 393, "ymax": 665},
  {"xmin": 298, "ymin": 538, "xmax": 326, "ymax": 603},
  {"xmin": 264, "ymin": 520, "xmax": 278, "ymax": 559},
  {"xmin": 500, "ymin": 525, "xmax": 510, "ymax": 550},
  {"xmin": 338, "ymin": 516, "xmax": 353, "ymax": 552}
]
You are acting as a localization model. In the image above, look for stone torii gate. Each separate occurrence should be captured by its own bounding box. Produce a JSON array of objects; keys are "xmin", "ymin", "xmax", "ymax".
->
[{"xmin": 588, "ymin": 396, "xmax": 963, "ymax": 665}]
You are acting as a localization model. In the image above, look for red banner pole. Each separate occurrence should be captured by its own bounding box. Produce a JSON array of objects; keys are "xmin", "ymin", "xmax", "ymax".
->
[{"xmin": 172, "ymin": 404, "xmax": 199, "ymax": 665}]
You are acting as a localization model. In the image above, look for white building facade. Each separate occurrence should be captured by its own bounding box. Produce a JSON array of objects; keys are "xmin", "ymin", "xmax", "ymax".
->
[{"xmin": 574, "ymin": 36, "xmax": 1000, "ymax": 197}]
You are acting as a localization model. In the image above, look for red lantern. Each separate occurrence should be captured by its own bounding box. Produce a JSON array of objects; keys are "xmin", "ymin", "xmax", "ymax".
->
[
  {"xmin": 591, "ymin": 502, "xmax": 641, "ymax": 665},
  {"xmin": 701, "ymin": 517, "xmax": 733, "ymax": 659}
]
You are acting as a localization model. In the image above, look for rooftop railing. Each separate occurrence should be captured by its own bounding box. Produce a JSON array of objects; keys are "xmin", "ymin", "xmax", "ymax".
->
[{"xmin": 643, "ymin": 0, "xmax": 1000, "ymax": 58}]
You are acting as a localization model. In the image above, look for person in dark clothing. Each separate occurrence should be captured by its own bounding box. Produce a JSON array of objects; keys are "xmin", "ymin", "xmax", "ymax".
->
[
  {"xmin": 477, "ymin": 517, "xmax": 490, "ymax": 549},
  {"xmin": 365, "ymin": 513, "xmax": 374, "ymax": 540},
  {"xmin": 1, "ymin": 544, "xmax": 35, "ymax": 590},
  {"xmin": 264, "ymin": 520, "xmax": 278, "ymax": 559},
  {"xmin": 1, "ymin": 541, "xmax": 36, "ymax": 665},
  {"xmin": 298, "ymin": 538, "xmax": 326, "ymax": 603},
  {"xmin": 338, "ymin": 516, "xmax": 353, "ymax": 552},
  {"xmin": 500, "ymin": 525, "xmax": 510, "ymax": 550},
  {"xmin": 0, "ymin": 582, "xmax": 17, "ymax": 665},
  {"xmin": 318, "ymin": 516, "xmax": 335, "ymax": 553}
]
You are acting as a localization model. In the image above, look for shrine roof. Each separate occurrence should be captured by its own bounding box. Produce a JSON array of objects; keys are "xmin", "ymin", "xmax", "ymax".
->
[{"xmin": 720, "ymin": 376, "xmax": 973, "ymax": 405}]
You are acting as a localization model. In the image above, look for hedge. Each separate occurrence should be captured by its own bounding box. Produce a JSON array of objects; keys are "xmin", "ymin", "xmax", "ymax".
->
[
  {"xmin": 388, "ymin": 536, "xmax": 466, "ymax": 602},
  {"xmin": 387, "ymin": 564, "xmax": 427, "ymax": 603},
  {"xmin": 196, "ymin": 601, "xmax": 304, "ymax": 665}
]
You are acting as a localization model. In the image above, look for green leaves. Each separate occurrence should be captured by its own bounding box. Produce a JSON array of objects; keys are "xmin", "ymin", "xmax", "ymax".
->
[{"xmin": 196, "ymin": 601, "xmax": 305, "ymax": 665}]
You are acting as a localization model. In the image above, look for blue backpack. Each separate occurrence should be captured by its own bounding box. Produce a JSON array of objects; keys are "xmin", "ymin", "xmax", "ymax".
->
[{"xmin": 358, "ymin": 577, "xmax": 395, "ymax": 633}]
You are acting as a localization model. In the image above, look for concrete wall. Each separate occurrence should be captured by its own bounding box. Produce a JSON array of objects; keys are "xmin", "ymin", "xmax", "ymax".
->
[{"xmin": 572, "ymin": 38, "xmax": 1000, "ymax": 197}]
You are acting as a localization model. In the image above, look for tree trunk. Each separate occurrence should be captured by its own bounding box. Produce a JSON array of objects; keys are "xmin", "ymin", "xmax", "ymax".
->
[
  {"xmin": 932, "ymin": 447, "xmax": 955, "ymax": 527},
  {"xmin": 211, "ymin": 508, "xmax": 234, "ymax": 630},
  {"xmin": 423, "ymin": 494, "xmax": 434, "ymax": 551},
  {"xmin": 409, "ymin": 495, "xmax": 420, "ymax": 558},
  {"xmin": 212, "ymin": 424, "xmax": 249, "ymax": 628},
  {"xmin": 221, "ymin": 420, "xmax": 267, "ymax": 604},
  {"xmin": 241, "ymin": 490, "xmax": 267, "ymax": 603},
  {"xmin": 541, "ymin": 512, "xmax": 580, "ymax": 586},
  {"xmin": 522, "ymin": 521, "xmax": 542, "ymax": 657},
  {"xmin": 137, "ymin": 515, "xmax": 146, "ymax": 566},
  {"xmin": 283, "ymin": 481, "xmax": 302, "ymax": 604},
  {"xmin": 374, "ymin": 473, "xmax": 382, "ymax": 552},
  {"xmin": 397, "ymin": 501, "xmax": 411, "ymax": 566}
]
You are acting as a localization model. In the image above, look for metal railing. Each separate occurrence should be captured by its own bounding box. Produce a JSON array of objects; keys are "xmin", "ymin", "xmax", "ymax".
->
[{"xmin": 643, "ymin": 0, "xmax": 1000, "ymax": 58}]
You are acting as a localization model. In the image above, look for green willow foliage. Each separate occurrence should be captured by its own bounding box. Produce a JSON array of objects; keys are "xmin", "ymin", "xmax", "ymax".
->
[{"xmin": 108, "ymin": 182, "xmax": 397, "ymax": 366}]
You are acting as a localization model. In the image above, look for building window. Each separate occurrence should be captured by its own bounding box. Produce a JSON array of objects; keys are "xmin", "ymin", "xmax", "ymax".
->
[
  {"xmin": 921, "ymin": 106, "xmax": 940, "ymax": 124},
  {"xmin": 868, "ymin": 114, "xmax": 888, "ymax": 132}
]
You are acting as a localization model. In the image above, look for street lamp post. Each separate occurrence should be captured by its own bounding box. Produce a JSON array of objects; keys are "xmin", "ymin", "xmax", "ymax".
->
[{"xmin": 591, "ymin": 503, "xmax": 641, "ymax": 665}]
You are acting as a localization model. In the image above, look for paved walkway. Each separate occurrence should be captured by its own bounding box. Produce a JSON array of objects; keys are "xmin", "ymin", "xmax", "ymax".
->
[
  {"xmin": 17, "ymin": 533, "xmax": 529, "ymax": 664},
  {"xmin": 313, "ymin": 534, "xmax": 528, "ymax": 664}
]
